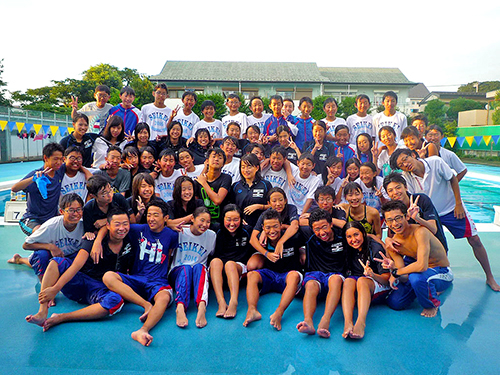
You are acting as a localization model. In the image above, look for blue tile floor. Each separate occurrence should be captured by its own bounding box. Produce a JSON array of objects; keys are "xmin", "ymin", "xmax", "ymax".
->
[{"xmin": 1, "ymin": 226, "xmax": 499, "ymax": 375}]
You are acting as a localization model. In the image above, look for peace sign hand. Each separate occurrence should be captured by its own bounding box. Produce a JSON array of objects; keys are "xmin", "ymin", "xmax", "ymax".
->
[
  {"xmin": 336, "ymin": 147, "xmax": 343, "ymax": 158},
  {"xmin": 71, "ymin": 95, "xmax": 79, "ymax": 110},
  {"xmin": 371, "ymin": 142, "xmax": 380, "ymax": 159},
  {"xmin": 124, "ymin": 131, "xmax": 135, "ymax": 142},
  {"xmin": 358, "ymin": 259, "xmax": 374, "ymax": 278},
  {"xmin": 136, "ymin": 196, "xmax": 145, "ymax": 214},
  {"xmin": 408, "ymin": 195, "xmax": 420, "ymax": 220},
  {"xmin": 35, "ymin": 167, "xmax": 52, "ymax": 179},
  {"xmin": 373, "ymin": 251, "xmax": 394, "ymax": 270},
  {"xmin": 171, "ymin": 105, "xmax": 181, "ymax": 118}
]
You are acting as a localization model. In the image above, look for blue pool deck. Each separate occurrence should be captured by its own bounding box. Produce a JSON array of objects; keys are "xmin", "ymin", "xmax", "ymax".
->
[{"xmin": 1, "ymin": 228, "xmax": 500, "ymax": 375}]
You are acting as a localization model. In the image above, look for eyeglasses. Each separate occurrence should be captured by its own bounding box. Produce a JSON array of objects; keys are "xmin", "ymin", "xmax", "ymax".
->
[
  {"xmin": 318, "ymin": 198, "xmax": 333, "ymax": 203},
  {"xmin": 64, "ymin": 207, "xmax": 83, "ymax": 214},
  {"xmin": 385, "ymin": 215, "xmax": 405, "ymax": 224},
  {"xmin": 68, "ymin": 156, "xmax": 83, "ymax": 162}
]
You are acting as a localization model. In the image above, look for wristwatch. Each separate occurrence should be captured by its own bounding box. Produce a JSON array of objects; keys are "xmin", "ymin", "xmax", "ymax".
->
[{"xmin": 391, "ymin": 268, "xmax": 400, "ymax": 278}]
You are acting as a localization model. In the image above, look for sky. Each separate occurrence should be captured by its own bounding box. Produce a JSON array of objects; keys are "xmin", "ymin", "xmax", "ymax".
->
[{"xmin": 2, "ymin": 0, "xmax": 500, "ymax": 96}]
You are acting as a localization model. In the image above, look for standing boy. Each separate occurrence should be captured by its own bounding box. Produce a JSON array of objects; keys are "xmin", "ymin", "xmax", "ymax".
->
[
  {"xmin": 220, "ymin": 136, "xmax": 241, "ymax": 183},
  {"xmin": 372, "ymin": 91, "xmax": 407, "ymax": 142},
  {"xmin": 71, "ymin": 85, "xmax": 112, "ymax": 134},
  {"xmin": 346, "ymin": 94, "xmax": 374, "ymax": 141},
  {"xmin": 172, "ymin": 91, "xmax": 200, "ymax": 139},
  {"xmin": 303, "ymin": 120, "xmax": 335, "ymax": 174},
  {"xmin": 221, "ymin": 94, "xmax": 248, "ymax": 137},
  {"xmin": 60, "ymin": 113, "xmax": 98, "ymax": 167},
  {"xmin": 109, "ymin": 86, "xmax": 141, "ymax": 135},
  {"xmin": 140, "ymin": 83, "xmax": 172, "ymax": 140}
]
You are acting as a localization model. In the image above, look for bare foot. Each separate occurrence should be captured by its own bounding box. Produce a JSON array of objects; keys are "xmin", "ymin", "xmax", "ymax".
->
[
  {"xmin": 421, "ymin": 307, "xmax": 438, "ymax": 318},
  {"xmin": 317, "ymin": 316, "xmax": 331, "ymax": 338},
  {"xmin": 7, "ymin": 254, "xmax": 21, "ymax": 264},
  {"xmin": 139, "ymin": 302, "xmax": 153, "ymax": 323},
  {"xmin": 176, "ymin": 304, "xmax": 188, "ymax": 328},
  {"xmin": 350, "ymin": 322, "xmax": 365, "ymax": 339},
  {"xmin": 269, "ymin": 311, "xmax": 283, "ymax": 331},
  {"xmin": 131, "ymin": 328, "xmax": 153, "ymax": 346},
  {"xmin": 196, "ymin": 303, "xmax": 207, "ymax": 328},
  {"xmin": 342, "ymin": 322, "xmax": 353, "ymax": 339},
  {"xmin": 215, "ymin": 302, "xmax": 227, "ymax": 318},
  {"xmin": 487, "ymin": 278, "xmax": 500, "ymax": 292},
  {"xmin": 223, "ymin": 302, "xmax": 237, "ymax": 319},
  {"xmin": 296, "ymin": 321, "xmax": 316, "ymax": 335},
  {"xmin": 243, "ymin": 308, "xmax": 262, "ymax": 327},
  {"xmin": 43, "ymin": 313, "xmax": 63, "ymax": 331},
  {"xmin": 26, "ymin": 312, "xmax": 47, "ymax": 327}
]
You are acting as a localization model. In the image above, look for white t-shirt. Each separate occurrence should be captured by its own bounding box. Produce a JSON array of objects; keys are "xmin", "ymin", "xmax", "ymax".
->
[
  {"xmin": 61, "ymin": 171, "xmax": 88, "ymax": 201},
  {"xmin": 25, "ymin": 216, "xmax": 84, "ymax": 256},
  {"xmin": 286, "ymin": 170, "xmax": 323, "ymax": 215},
  {"xmin": 170, "ymin": 227, "xmax": 216, "ymax": 269},
  {"xmin": 140, "ymin": 103, "xmax": 172, "ymax": 140},
  {"xmin": 402, "ymin": 156, "xmax": 456, "ymax": 216},
  {"xmin": 439, "ymin": 147, "xmax": 466, "ymax": 174},
  {"xmin": 248, "ymin": 113, "xmax": 271, "ymax": 135},
  {"xmin": 91, "ymin": 137, "xmax": 128, "ymax": 168},
  {"xmin": 222, "ymin": 113, "xmax": 249, "ymax": 137},
  {"xmin": 192, "ymin": 119, "xmax": 224, "ymax": 140},
  {"xmin": 78, "ymin": 102, "xmax": 113, "ymax": 134},
  {"xmin": 262, "ymin": 163, "xmax": 299, "ymax": 193},
  {"xmin": 155, "ymin": 170, "xmax": 182, "ymax": 202},
  {"xmin": 354, "ymin": 176, "xmax": 388, "ymax": 212},
  {"xmin": 183, "ymin": 164, "xmax": 205, "ymax": 179},
  {"xmin": 346, "ymin": 114, "xmax": 374, "ymax": 140},
  {"xmin": 324, "ymin": 117, "xmax": 347, "ymax": 137},
  {"xmin": 222, "ymin": 158, "xmax": 241, "ymax": 184},
  {"xmin": 328, "ymin": 177, "xmax": 343, "ymax": 195},
  {"xmin": 173, "ymin": 110, "xmax": 200, "ymax": 139},
  {"xmin": 372, "ymin": 111, "xmax": 407, "ymax": 142}
]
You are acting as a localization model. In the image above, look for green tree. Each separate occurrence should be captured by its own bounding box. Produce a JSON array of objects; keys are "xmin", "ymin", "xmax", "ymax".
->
[
  {"xmin": 82, "ymin": 64, "xmax": 122, "ymax": 89},
  {"xmin": 337, "ymin": 97, "xmax": 357, "ymax": 119},
  {"xmin": 311, "ymin": 95, "xmax": 328, "ymax": 120},
  {"xmin": 0, "ymin": 59, "xmax": 11, "ymax": 106},
  {"xmin": 492, "ymin": 92, "xmax": 500, "ymax": 125},
  {"xmin": 458, "ymin": 81, "xmax": 500, "ymax": 93},
  {"xmin": 192, "ymin": 93, "xmax": 228, "ymax": 120},
  {"xmin": 423, "ymin": 99, "xmax": 446, "ymax": 126},
  {"xmin": 446, "ymin": 97, "xmax": 484, "ymax": 121}
]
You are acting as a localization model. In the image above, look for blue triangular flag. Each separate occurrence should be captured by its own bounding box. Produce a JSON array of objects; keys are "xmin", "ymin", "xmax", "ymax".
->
[
  {"xmin": 59, "ymin": 127, "xmax": 68, "ymax": 136},
  {"xmin": 25, "ymin": 123, "xmax": 33, "ymax": 132},
  {"xmin": 491, "ymin": 135, "xmax": 500, "ymax": 145},
  {"xmin": 8, "ymin": 121, "xmax": 16, "ymax": 131},
  {"xmin": 474, "ymin": 136, "xmax": 482, "ymax": 146},
  {"xmin": 456, "ymin": 137, "xmax": 466, "ymax": 147},
  {"xmin": 42, "ymin": 125, "xmax": 50, "ymax": 134},
  {"xmin": 440, "ymin": 138, "xmax": 447, "ymax": 147}
]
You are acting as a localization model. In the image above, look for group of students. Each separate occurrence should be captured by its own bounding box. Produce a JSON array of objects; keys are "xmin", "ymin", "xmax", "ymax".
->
[{"xmin": 8, "ymin": 85, "xmax": 499, "ymax": 347}]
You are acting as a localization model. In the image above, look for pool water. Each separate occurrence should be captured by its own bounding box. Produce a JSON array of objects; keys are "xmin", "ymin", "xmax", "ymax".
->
[{"xmin": 0, "ymin": 162, "xmax": 499, "ymax": 223}]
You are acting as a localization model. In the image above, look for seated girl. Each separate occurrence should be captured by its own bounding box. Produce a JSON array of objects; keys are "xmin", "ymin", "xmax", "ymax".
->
[
  {"xmin": 166, "ymin": 176, "xmax": 204, "ymax": 231},
  {"xmin": 341, "ymin": 221, "xmax": 390, "ymax": 339},
  {"xmin": 189, "ymin": 128, "xmax": 212, "ymax": 165},
  {"xmin": 92, "ymin": 115, "xmax": 127, "ymax": 168},
  {"xmin": 128, "ymin": 172, "xmax": 157, "ymax": 224}
]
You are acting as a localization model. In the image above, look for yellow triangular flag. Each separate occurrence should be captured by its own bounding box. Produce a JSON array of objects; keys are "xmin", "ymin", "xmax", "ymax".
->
[
  {"xmin": 50, "ymin": 126, "xmax": 59, "ymax": 136},
  {"xmin": 448, "ymin": 137, "xmax": 456, "ymax": 148},
  {"xmin": 0, "ymin": 120, "xmax": 7, "ymax": 131},
  {"xmin": 484, "ymin": 135, "xmax": 492, "ymax": 146},
  {"xmin": 465, "ymin": 136, "xmax": 474, "ymax": 147},
  {"xmin": 16, "ymin": 122, "xmax": 25, "ymax": 132},
  {"xmin": 68, "ymin": 127, "xmax": 74, "ymax": 134},
  {"xmin": 33, "ymin": 124, "xmax": 42, "ymax": 134}
]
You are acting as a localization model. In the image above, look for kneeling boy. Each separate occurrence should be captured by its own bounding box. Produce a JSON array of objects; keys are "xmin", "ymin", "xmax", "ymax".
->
[{"xmin": 243, "ymin": 209, "xmax": 304, "ymax": 331}]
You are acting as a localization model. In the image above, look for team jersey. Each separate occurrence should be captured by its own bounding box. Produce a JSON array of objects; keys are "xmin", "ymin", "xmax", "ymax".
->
[
  {"xmin": 262, "ymin": 163, "xmax": 298, "ymax": 192},
  {"xmin": 194, "ymin": 172, "xmax": 232, "ymax": 222},
  {"xmin": 263, "ymin": 234, "xmax": 303, "ymax": 274},
  {"xmin": 61, "ymin": 171, "xmax": 88, "ymax": 201},
  {"xmin": 193, "ymin": 119, "xmax": 224, "ymax": 140},
  {"xmin": 300, "ymin": 224, "xmax": 346, "ymax": 274},
  {"xmin": 291, "ymin": 116, "xmax": 314, "ymax": 150},
  {"xmin": 170, "ymin": 227, "xmax": 216, "ymax": 269},
  {"xmin": 109, "ymin": 104, "xmax": 141, "ymax": 135},
  {"xmin": 128, "ymin": 224, "xmax": 178, "ymax": 280},
  {"xmin": 253, "ymin": 205, "xmax": 299, "ymax": 233},
  {"xmin": 286, "ymin": 170, "xmax": 323, "ymax": 215},
  {"xmin": 221, "ymin": 158, "xmax": 241, "ymax": 183},
  {"xmin": 346, "ymin": 114, "xmax": 374, "ymax": 140},
  {"xmin": 166, "ymin": 198, "xmax": 205, "ymax": 220},
  {"xmin": 333, "ymin": 143, "xmax": 357, "ymax": 178},
  {"xmin": 230, "ymin": 178, "xmax": 273, "ymax": 227},
  {"xmin": 372, "ymin": 111, "xmax": 407, "ymax": 142},
  {"xmin": 222, "ymin": 113, "xmax": 249, "ymax": 137},
  {"xmin": 59, "ymin": 133, "xmax": 98, "ymax": 168},
  {"xmin": 173, "ymin": 110, "xmax": 200, "ymax": 139},
  {"xmin": 303, "ymin": 140, "xmax": 336, "ymax": 174},
  {"xmin": 140, "ymin": 103, "xmax": 172, "ymax": 140},
  {"xmin": 324, "ymin": 117, "xmax": 347, "ymax": 137},
  {"xmin": 83, "ymin": 193, "xmax": 132, "ymax": 233},
  {"xmin": 354, "ymin": 176, "xmax": 389, "ymax": 212},
  {"xmin": 155, "ymin": 170, "xmax": 182, "ymax": 202},
  {"xmin": 78, "ymin": 102, "xmax": 113, "ymax": 134},
  {"xmin": 213, "ymin": 224, "xmax": 252, "ymax": 263},
  {"xmin": 248, "ymin": 113, "xmax": 271, "ymax": 134},
  {"xmin": 264, "ymin": 115, "xmax": 290, "ymax": 138}
]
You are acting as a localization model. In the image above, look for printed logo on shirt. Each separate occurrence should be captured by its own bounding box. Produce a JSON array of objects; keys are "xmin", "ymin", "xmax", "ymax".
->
[
  {"xmin": 252, "ymin": 189, "xmax": 264, "ymax": 199},
  {"xmin": 139, "ymin": 233, "xmax": 166, "ymax": 264},
  {"xmin": 282, "ymin": 247, "xmax": 295, "ymax": 258},
  {"xmin": 264, "ymin": 175, "xmax": 286, "ymax": 189},
  {"xmin": 178, "ymin": 241, "xmax": 209, "ymax": 263},
  {"xmin": 330, "ymin": 242, "xmax": 343, "ymax": 253}
]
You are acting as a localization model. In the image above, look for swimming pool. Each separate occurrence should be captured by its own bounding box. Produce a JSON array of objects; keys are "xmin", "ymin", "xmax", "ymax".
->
[{"xmin": 0, "ymin": 161, "xmax": 499, "ymax": 223}]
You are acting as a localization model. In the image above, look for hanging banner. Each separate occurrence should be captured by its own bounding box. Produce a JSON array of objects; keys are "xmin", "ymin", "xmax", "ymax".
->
[
  {"xmin": 448, "ymin": 137, "xmax": 457, "ymax": 148},
  {"xmin": 474, "ymin": 136, "xmax": 483, "ymax": 146},
  {"xmin": 465, "ymin": 136, "xmax": 474, "ymax": 147},
  {"xmin": 59, "ymin": 127, "xmax": 68, "ymax": 136},
  {"xmin": 0, "ymin": 120, "xmax": 7, "ymax": 131},
  {"xmin": 25, "ymin": 123, "xmax": 33, "ymax": 132},
  {"xmin": 16, "ymin": 122, "xmax": 24, "ymax": 132},
  {"xmin": 50, "ymin": 126, "xmax": 59, "ymax": 136},
  {"xmin": 33, "ymin": 124, "xmax": 42, "ymax": 134},
  {"xmin": 8, "ymin": 121, "xmax": 16, "ymax": 131},
  {"xmin": 457, "ymin": 137, "xmax": 466, "ymax": 147},
  {"xmin": 440, "ymin": 138, "xmax": 447, "ymax": 147},
  {"xmin": 42, "ymin": 125, "xmax": 50, "ymax": 134},
  {"xmin": 492, "ymin": 135, "xmax": 500, "ymax": 145}
]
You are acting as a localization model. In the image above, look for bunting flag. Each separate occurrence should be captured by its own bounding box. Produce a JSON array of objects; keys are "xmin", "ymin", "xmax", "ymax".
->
[
  {"xmin": 484, "ymin": 136, "xmax": 492, "ymax": 145},
  {"xmin": 474, "ymin": 136, "xmax": 483, "ymax": 146},
  {"xmin": 465, "ymin": 136, "xmax": 474, "ymax": 147},
  {"xmin": 50, "ymin": 126, "xmax": 59, "ymax": 136},
  {"xmin": 0, "ymin": 120, "xmax": 7, "ymax": 131},
  {"xmin": 8, "ymin": 121, "xmax": 16, "ymax": 131},
  {"xmin": 33, "ymin": 124, "xmax": 42, "ymax": 134},
  {"xmin": 457, "ymin": 137, "xmax": 466, "ymax": 147},
  {"xmin": 24, "ymin": 123, "xmax": 33, "ymax": 132},
  {"xmin": 440, "ymin": 138, "xmax": 447, "ymax": 147},
  {"xmin": 59, "ymin": 127, "xmax": 68, "ymax": 136},
  {"xmin": 448, "ymin": 137, "xmax": 457, "ymax": 148},
  {"xmin": 16, "ymin": 122, "xmax": 24, "ymax": 132},
  {"xmin": 492, "ymin": 135, "xmax": 500, "ymax": 145},
  {"xmin": 42, "ymin": 125, "xmax": 50, "ymax": 134}
]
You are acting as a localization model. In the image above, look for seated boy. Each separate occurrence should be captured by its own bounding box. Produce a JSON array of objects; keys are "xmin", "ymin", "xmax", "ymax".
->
[
  {"xmin": 222, "ymin": 94, "xmax": 248, "ymax": 137},
  {"xmin": 9, "ymin": 194, "xmax": 85, "ymax": 282},
  {"xmin": 169, "ymin": 207, "xmax": 216, "ymax": 328},
  {"xmin": 71, "ymin": 85, "xmax": 112, "ymax": 134},
  {"xmin": 262, "ymin": 146, "xmax": 298, "ymax": 192},
  {"xmin": 286, "ymin": 153, "xmax": 322, "ymax": 215},
  {"xmin": 60, "ymin": 145, "xmax": 92, "ymax": 201},
  {"xmin": 102, "ymin": 200, "xmax": 178, "ymax": 346},
  {"xmin": 220, "ymin": 136, "xmax": 241, "ymax": 183},
  {"xmin": 297, "ymin": 208, "xmax": 346, "ymax": 338},
  {"xmin": 243, "ymin": 209, "xmax": 304, "ymax": 330},
  {"xmin": 380, "ymin": 200, "xmax": 453, "ymax": 317},
  {"xmin": 25, "ymin": 208, "xmax": 133, "ymax": 331},
  {"xmin": 11, "ymin": 143, "xmax": 66, "ymax": 235},
  {"xmin": 95, "ymin": 145, "xmax": 131, "ymax": 196},
  {"xmin": 109, "ymin": 86, "xmax": 141, "ymax": 135},
  {"xmin": 299, "ymin": 185, "xmax": 346, "ymax": 227},
  {"xmin": 151, "ymin": 148, "xmax": 182, "ymax": 202}
]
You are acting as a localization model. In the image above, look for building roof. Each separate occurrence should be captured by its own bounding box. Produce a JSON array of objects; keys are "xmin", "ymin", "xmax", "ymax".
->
[
  {"xmin": 408, "ymin": 83, "xmax": 430, "ymax": 99},
  {"xmin": 420, "ymin": 91, "xmax": 488, "ymax": 104},
  {"xmin": 318, "ymin": 67, "xmax": 413, "ymax": 85},
  {"xmin": 150, "ymin": 61, "xmax": 329, "ymax": 83},
  {"xmin": 150, "ymin": 61, "xmax": 416, "ymax": 86}
]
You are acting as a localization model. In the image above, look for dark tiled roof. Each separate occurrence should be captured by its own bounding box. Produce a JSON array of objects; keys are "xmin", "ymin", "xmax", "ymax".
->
[
  {"xmin": 408, "ymin": 83, "xmax": 430, "ymax": 98},
  {"xmin": 318, "ymin": 67, "xmax": 413, "ymax": 84}
]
